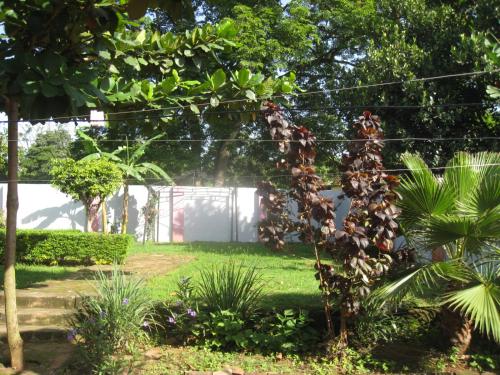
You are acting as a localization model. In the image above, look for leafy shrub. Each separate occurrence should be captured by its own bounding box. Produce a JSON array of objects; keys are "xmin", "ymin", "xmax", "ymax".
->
[
  {"xmin": 69, "ymin": 267, "xmax": 154, "ymax": 374},
  {"xmin": 253, "ymin": 309, "xmax": 318, "ymax": 354},
  {"xmin": 0, "ymin": 229, "xmax": 132, "ymax": 265},
  {"xmin": 192, "ymin": 309, "xmax": 252, "ymax": 350},
  {"xmin": 198, "ymin": 262, "xmax": 264, "ymax": 318},
  {"xmin": 169, "ymin": 307, "xmax": 319, "ymax": 354},
  {"xmin": 164, "ymin": 273, "xmax": 320, "ymax": 355}
]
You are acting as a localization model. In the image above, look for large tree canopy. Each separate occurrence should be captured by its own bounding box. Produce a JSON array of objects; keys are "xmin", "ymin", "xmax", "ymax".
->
[{"xmin": 145, "ymin": 0, "xmax": 499, "ymax": 184}]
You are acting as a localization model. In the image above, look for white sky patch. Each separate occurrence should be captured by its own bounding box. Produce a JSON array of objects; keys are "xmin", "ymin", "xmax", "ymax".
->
[{"xmin": 0, "ymin": 112, "xmax": 87, "ymax": 149}]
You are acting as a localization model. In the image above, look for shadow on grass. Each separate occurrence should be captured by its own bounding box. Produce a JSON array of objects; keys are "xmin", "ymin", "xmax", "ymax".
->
[
  {"xmin": 134, "ymin": 241, "xmax": 318, "ymax": 259},
  {"xmin": 0, "ymin": 267, "xmax": 76, "ymax": 289},
  {"xmin": 260, "ymin": 292, "xmax": 323, "ymax": 313}
]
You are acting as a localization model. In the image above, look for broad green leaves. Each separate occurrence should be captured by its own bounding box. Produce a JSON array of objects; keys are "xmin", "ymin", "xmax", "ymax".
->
[{"xmin": 50, "ymin": 158, "xmax": 123, "ymax": 203}]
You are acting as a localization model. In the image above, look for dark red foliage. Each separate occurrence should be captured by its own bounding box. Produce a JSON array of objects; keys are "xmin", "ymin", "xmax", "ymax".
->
[
  {"xmin": 256, "ymin": 181, "xmax": 290, "ymax": 250},
  {"xmin": 259, "ymin": 102, "xmax": 335, "ymax": 247},
  {"xmin": 257, "ymin": 103, "xmax": 400, "ymax": 341}
]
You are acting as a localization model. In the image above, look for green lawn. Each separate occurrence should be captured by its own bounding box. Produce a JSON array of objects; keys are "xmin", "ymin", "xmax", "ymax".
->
[
  {"xmin": 130, "ymin": 242, "xmax": 324, "ymax": 310},
  {"xmin": 1, "ymin": 242, "xmax": 324, "ymax": 310}
]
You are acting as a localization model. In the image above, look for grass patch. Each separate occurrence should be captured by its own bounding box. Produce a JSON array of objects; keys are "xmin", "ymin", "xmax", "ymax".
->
[
  {"xmin": 139, "ymin": 346, "xmax": 330, "ymax": 375},
  {"xmin": 0, "ymin": 264, "xmax": 79, "ymax": 289},
  {"xmin": 129, "ymin": 242, "xmax": 324, "ymax": 310}
]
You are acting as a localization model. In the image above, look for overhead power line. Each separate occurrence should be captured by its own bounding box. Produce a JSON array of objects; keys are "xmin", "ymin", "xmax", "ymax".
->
[
  {"xmin": 0, "ymin": 69, "xmax": 497, "ymax": 124},
  {"xmin": 3, "ymin": 162, "xmax": 499, "ymax": 184},
  {"xmin": 5, "ymin": 136, "xmax": 500, "ymax": 143},
  {"xmin": 0, "ymin": 101, "xmax": 493, "ymax": 124}
]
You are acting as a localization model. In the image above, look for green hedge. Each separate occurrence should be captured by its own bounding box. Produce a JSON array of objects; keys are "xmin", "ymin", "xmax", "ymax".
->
[{"xmin": 0, "ymin": 229, "xmax": 133, "ymax": 265}]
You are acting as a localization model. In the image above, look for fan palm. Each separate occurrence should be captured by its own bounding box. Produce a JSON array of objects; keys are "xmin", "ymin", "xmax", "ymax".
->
[
  {"xmin": 79, "ymin": 131, "xmax": 172, "ymax": 234},
  {"xmin": 375, "ymin": 152, "xmax": 500, "ymax": 353}
]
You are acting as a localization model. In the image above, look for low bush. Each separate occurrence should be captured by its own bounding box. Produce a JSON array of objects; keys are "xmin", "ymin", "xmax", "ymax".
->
[
  {"xmin": 0, "ymin": 229, "xmax": 132, "ymax": 265},
  {"xmin": 198, "ymin": 262, "xmax": 264, "ymax": 318},
  {"xmin": 164, "ymin": 274, "xmax": 320, "ymax": 355},
  {"xmin": 68, "ymin": 267, "xmax": 155, "ymax": 374}
]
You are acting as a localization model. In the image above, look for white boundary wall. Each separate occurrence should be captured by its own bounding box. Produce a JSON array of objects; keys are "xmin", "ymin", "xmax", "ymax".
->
[{"xmin": 0, "ymin": 184, "xmax": 360, "ymax": 244}]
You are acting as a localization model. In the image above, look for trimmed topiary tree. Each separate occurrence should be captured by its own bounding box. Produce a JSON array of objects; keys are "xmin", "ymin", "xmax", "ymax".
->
[{"xmin": 50, "ymin": 158, "xmax": 123, "ymax": 232}]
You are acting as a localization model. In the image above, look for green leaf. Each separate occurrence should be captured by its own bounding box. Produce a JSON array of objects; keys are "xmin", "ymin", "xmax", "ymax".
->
[
  {"xmin": 210, "ymin": 96, "xmax": 220, "ymax": 107},
  {"xmin": 190, "ymin": 104, "xmax": 200, "ymax": 114},
  {"xmin": 135, "ymin": 29, "xmax": 146, "ymax": 44},
  {"xmin": 236, "ymin": 68, "xmax": 251, "ymax": 87},
  {"xmin": 98, "ymin": 50, "xmax": 111, "ymax": 60},
  {"xmin": 174, "ymin": 57, "xmax": 185, "ymax": 67},
  {"xmin": 245, "ymin": 89, "xmax": 256, "ymax": 101},
  {"xmin": 444, "ymin": 264, "xmax": 500, "ymax": 343},
  {"xmin": 41, "ymin": 82, "xmax": 60, "ymax": 98},
  {"xmin": 372, "ymin": 260, "xmax": 471, "ymax": 306},
  {"xmin": 109, "ymin": 64, "xmax": 120, "ymax": 74},
  {"xmin": 398, "ymin": 153, "xmax": 455, "ymax": 229},
  {"xmin": 139, "ymin": 162, "xmax": 172, "ymax": 182},
  {"xmin": 124, "ymin": 56, "xmax": 141, "ymax": 71},
  {"xmin": 281, "ymin": 81, "xmax": 293, "ymax": 94},
  {"xmin": 63, "ymin": 83, "xmax": 87, "ymax": 107},
  {"xmin": 211, "ymin": 69, "xmax": 226, "ymax": 90}
]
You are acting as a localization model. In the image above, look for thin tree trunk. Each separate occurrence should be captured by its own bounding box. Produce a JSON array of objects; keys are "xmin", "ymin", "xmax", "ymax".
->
[
  {"xmin": 338, "ymin": 310, "xmax": 349, "ymax": 349},
  {"xmin": 214, "ymin": 123, "xmax": 241, "ymax": 187},
  {"xmin": 4, "ymin": 97, "xmax": 24, "ymax": 371},
  {"xmin": 121, "ymin": 183, "xmax": 129, "ymax": 234},
  {"xmin": 101, "ymin": 200, "xmax": 108, "ymax": 234},
  {"xmin": 84, "ymin": 198, "xmax": 100, "ymax": 232},
  {"xmin": 84, "ymin": 205, "xmax": 91, "ymax": 233}
]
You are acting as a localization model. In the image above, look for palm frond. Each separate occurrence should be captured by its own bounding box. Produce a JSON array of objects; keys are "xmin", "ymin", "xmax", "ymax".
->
[
  {"xmin": 425, "ymin": 215, "xmax": 500, "ymax": 257},
  {"xmin": 372, "ymin": 260, "xmax": 471, "ymax": 306},
  {"xmin": 444, "ymin": 263, "xmax": 500, "ymax": 343},
  {"xmin": 458, "ymin": 172, "xmax": 500, "ymax": 218},
  {"xmin": 442, "ymin": 152, "xmax": 479, "ymax": 204},
  {"xmin": 398, "ymin": 154, "xmax": 455, "ymax": 229}
]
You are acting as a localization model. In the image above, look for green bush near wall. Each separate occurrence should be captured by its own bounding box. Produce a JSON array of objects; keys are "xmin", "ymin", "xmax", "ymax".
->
[{"xmin": 0, "ymin": 229, "xmax": 133, "ymax": 265}]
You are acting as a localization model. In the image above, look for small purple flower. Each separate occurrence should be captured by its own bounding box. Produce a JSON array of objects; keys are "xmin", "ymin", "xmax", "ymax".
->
[
  {"xmin": 67, "ymin": 328, "xmax": 77, "ymax": 342},
  {"xmin": 122, "ymin": 298, "xmax": 129, "ymax": 305},
  {"xmin": 168, "ymin": 316, "xmax": 176, "ymax": 325},
  {"xmin": 142, "ymin": 321, "xmax": 150, "ymax": 328},
  {"xmin": 187, "ymin": 308, "xmax": 197, "ymax": 318}
]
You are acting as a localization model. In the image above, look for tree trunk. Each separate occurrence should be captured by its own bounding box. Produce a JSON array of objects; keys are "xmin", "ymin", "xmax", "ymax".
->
[
  {"xmin": 121, "ymin": 183, "xmax": 129, "ymax": 234},
  {"xmin": 84, "ymin": 198, "xmax": 100, "ymax": 233},
  {"xmin": 214, "ymin": 123, "xmax": 241, "ymax": 187},
  {"xmin": 101, "ymin": 200, "xmax": 108, "ymax": 234},
  {"xmin": 441, "ymin": 307, "xmax": 473, "ymax": 355},
  {"xmin": 4, "ymin": 97, "xmax": 24, "ymax": 371},
  {"xmin": 85, "ymin": 205, "xmax": 92, "ymax": 233},
  {"xmin": 338, "ymin": 310, "xmax": 349, "ymax": 349}
]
